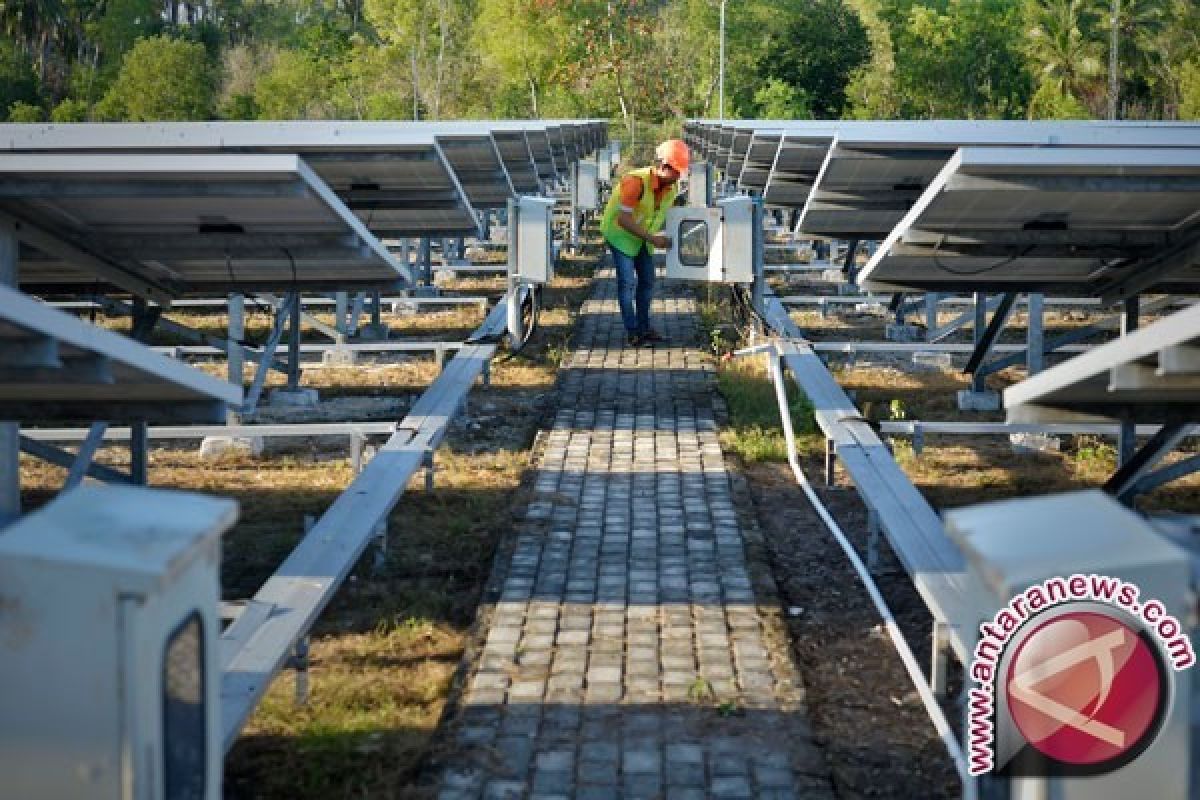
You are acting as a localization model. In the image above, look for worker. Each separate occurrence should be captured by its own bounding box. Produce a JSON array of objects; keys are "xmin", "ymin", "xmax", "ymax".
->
[{"xmin": 600, "ymin": 138, "xmax": 690, "ymax": 346}]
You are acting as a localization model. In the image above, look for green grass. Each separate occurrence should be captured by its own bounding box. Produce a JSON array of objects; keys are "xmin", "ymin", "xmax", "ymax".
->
[{"xmin": 717, "ymin": 357, "xmax": 821, "ymax": 464}]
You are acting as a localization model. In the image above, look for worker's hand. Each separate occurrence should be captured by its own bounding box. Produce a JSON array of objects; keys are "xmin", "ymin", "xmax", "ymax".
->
[{"xmin": 650, "ymin": 233, "xmax": 672, "ymax": 249}]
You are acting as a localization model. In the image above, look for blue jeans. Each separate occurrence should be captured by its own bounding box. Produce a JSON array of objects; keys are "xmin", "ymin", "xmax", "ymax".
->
[{"xmin": 609, "ymin": 243, "xmax": 655, "ymax": 334}]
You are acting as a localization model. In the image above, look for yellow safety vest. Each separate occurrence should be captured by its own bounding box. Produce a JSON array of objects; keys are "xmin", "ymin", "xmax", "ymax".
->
[{"xmin": 600, "ymin": 167, "xmax": 678, "ymax": 257}]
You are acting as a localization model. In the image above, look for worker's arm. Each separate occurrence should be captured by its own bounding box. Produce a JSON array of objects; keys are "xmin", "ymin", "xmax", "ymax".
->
[{"xmin": 617, "ymin": 209, "xmax": 671, "ymax": 249}]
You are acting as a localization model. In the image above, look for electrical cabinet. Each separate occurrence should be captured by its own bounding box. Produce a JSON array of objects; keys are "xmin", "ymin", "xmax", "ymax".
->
[
  {"xmin": 0, "ymin": 485, "xmax": 237, "ymax": 800},
  {"xmin": 664, "ymin": 196, "xmax": 755, "ymax": 284},
  {"xmin": 574, "ymin": 161, "xmax": 599, "ymax": 212},
  {"xmin": 596, "ymin": 148, "xmax": 612, "ymax": 184},
  {"xmin": 513, "ymin": 195, "xmax": 556, "ymax": 283},
  {"xmin": 686, "ymin": 162, "xmax": 711, "ymax": 209},
  {"xmin": 944, "ymin": 490, "xmax": 1193, "ymax": 800}
]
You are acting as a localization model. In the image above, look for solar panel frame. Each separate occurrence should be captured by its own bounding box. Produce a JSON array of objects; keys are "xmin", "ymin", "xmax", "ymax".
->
[
  {"xmin": 1004, "ymin": 301, "xmax": 1200, "ymax": 423},
  {"xmin": 1, "ymin": 152, "xmax": 411, "ymax": 297},
  {"xmin": 858, "ymin": 146, "xmax": 1200, "ymax": 294},
  {"xmin": 0, "ymin": 284, "xmax": 241, "ymax": 423},
  {"xmin": 0, "ymin": 121, "xmax": 485, "ymax": 238}
]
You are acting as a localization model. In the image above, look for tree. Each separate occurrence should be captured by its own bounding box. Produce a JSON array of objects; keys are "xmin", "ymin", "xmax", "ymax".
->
[
  {"xmin": 758, "ymin": 0, "xmax": 870, "ymax": 119},
  {"xmin": 7, "ymin": 100, "xmax": 42, "ymax": 121},
  {"xmin": 251, "ymin": 48, "xmax": 334, "ymax": 119},
  {"xmin": 1024, "ymin": 0, "xmax": 1104, "ymax": 116},
  {"xmin": 472, "ymin": 0, "xmax": 566, "ymax": 117},
  {"xmin": 1180, "ymin": 59, "xmax": 1200, "ymax": 119},
  {"xmin": 97, "ymin": 35, "xmax": 215, "ymax": 120},
  {"xmin": 753, "ymin": 79, "xmax": 812, "ymax": 119},
  {"xmin": 0, "ymin": 39, "xmax": 39, "ymax": 115},
  {"xmin": 365, "ymin": 0, "xmax": 474, "ymax": 119}
]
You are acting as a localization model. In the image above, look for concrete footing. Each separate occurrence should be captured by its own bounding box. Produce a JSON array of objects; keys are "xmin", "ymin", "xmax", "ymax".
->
[
  {"xmin": 956, "ymin": 389, "xmax": 1001, "ymax": 412},
  {"xmin": 321, "ymin": 347, "xmax": 356, "ymax": 367},
  {"xmin": 911, "ymin": 351, "xmax": 954, "ymax": 371},
  {"xmin": 885, "ymin": 323, "xmax": 922, "ymax": 342},
  {"xmin": 269, "ymin": 387, "xmax": 320, "ymax": 408},
  {"xmin": 354, "ymin": 323, "xmax": 391, "ymax": 342},
  {"xmin": 1009, "ymin": 432, "xmax": 1062, "ymax": 455},
  {"xmin": 199, "ymin": 435, "xmax": 264, "ymax": 459}
]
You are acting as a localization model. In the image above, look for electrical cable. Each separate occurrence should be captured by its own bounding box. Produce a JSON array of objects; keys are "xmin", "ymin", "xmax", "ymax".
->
[
  {"xmin": 931, "ymin": 234, "xmax": 1033, "ymax": 276},
  {"xmin": 765, "ymin": 350, "xmax": 969, "ymax": 786}
]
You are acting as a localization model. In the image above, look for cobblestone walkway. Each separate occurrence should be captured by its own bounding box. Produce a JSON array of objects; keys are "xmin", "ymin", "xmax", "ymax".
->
[{"xmin": 436, "ymin": 273, "xmax": 834, "ymax": 799}]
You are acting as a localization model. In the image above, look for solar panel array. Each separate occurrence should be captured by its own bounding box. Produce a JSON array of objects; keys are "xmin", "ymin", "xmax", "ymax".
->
[
  {"xmin": 1, "ymin": 119, "xmax": 607, "ymax": 298},
  {"xmin": 684, "ymin": 119, "xmax": 1200, "ymax": 296}
]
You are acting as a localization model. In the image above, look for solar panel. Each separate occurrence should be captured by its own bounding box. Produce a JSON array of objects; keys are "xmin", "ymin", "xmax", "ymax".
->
[
  {"xmin": 762, "ymin": 131, "xmax": 836, "ymax": 207},
  {"xmin": 0, "ymin": 284, "xmax": 241, "ymax": 422},
  {"xmin": 737, "ymin": 131, "xmax": 782, "ymax": 192},
  {"xmin": 489, "ymin": 130, "xmax": 540, "ymax": 194},
  {"xmin": 799, "ymin": 122, "xmax": 1200, "ymax": 236},
  {"xmin": 1005, "ymin": 301, "xmax": 1200, "ymax": 423},
  {"xmin": 2, "ymin": 153, "xmax": 409, "ymax": 298},
  {"xmin": 1, "ymin": 121, "xmax": 482, "ymax": 238},
  {"xmin": 859, "ymin": 147, "xmax": 1200, "ymax": 295}
]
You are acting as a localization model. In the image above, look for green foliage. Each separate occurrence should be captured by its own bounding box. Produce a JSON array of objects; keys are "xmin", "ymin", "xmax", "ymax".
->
[
  {"xmin": 753, "ymin": 79, "xmax": 813, "ymax": 120},
  {"xmin": 99, "ymin": 35, "xmax": 216, "ymax": 121},
  {"xmin": 1027, "ymin": 78, "xmax": 1092, "ymax": 118},
  {"xmin": 0, "ymin": 40, "xmax": 38, "ymax": 116},
  {"xmin": 4, "ymin": 0, "xmax": 1196, "ymax": 126},
  {"xmin": 882, "ymin": 0, "xmax": 1032, "ymax": 118},
  {"xmin": 252, "ymin": 49, "xmax": 332, "ymax": 119},
  {"xmin": 1180, "ymin": 60, "xmax": 1200, "ymax": 119},
  {"xmin": 758, "ymin": 0, "xmax": 870, "ymax": 119},
  {"xmin": 6, "ymin": 100, "xmax": 43, "ymax": 122},
  {"xmin": 49, "ymin": 98, "xmax": 89, "ymax": 122}
]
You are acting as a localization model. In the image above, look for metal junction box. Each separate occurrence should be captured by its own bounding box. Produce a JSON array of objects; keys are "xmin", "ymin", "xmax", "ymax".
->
[
  {"xmin": 665, "ymin": 196, "xmax": 754, "ymax": 284},
  {"xmin": 574, "ymin": 160, "xmax": 599, "ymax": 211},
  {"xmin": 596, "ymin": 148, "xmax": 612, "ymax": 183},
  {"xmin": 0, "ymin": 485, "xmax": 237, "ymax": 800},
  {"xmin": 944, "ymin": 490, "xmax": 1193, "ymax": 800},
  {"xmin": 513, "ymin": 195, "xmax": 556, "ymax": 284},
  {"xmin": 686, "ymin": 162, "xmax": 712, "ymax": 209}
]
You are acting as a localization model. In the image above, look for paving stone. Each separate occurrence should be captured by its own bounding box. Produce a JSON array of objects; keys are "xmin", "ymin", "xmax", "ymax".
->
[{"xmin": 436, "ymin": 273, "xmax": 829, "ymax": 798}]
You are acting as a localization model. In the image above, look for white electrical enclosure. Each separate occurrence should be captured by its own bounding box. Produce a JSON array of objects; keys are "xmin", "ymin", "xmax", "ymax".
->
[
  {"xmin": 0, "ymin": 485, "xmax": 238, "ymax": 800},
  {"xmin": 596, "ymin": 148, "xmax": 612, "ymax": 183},
  {"xmin": 514, "ymin": 195, "xmax": 556, "ymax": 283},
  {"xmin": 686, "ymin": 162, "xmax": 711, "ymax": 208},
  {"xmin": 575, "ymin": 160, "xmax": 599, "ymax": 211},
  {"xmin": 944, "ymin": 490, "xmax": 1192, "ymax": 800},
  {"xmin": 665, "ymin": 196, "xmax": 754, "ymax": 284}
]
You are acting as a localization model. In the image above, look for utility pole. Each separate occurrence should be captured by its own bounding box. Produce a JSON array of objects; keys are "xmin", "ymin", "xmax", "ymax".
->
[
  {"xmin": 1108, "ymin": 0, "xmax": 1119, "ymax": 120},
  {"xmin": 719, "ymin": 0, "xmax": 726, "ymax": 122}
]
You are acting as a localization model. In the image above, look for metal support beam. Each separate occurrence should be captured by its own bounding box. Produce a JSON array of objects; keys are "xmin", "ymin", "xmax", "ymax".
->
[
  {"xmin": 1107, "ymin": 421, "xmax": 1189, "ymax": 501},
  {"xmin": 751, "ymin": 196, "xmax": 765, "ymax": 316},
  {"xmin": 243, "ymin": 298, "xmax": 294, "ymax": 413},
  {"xmin": 0, "ymin": 217, "xmax": 18, "ymax": 523},
  {"xmin": 1118, "ymin": 297, "xmax": 1140, "ymax": 466},
  {"xmin": 19, "ymin": 436, "xmax": 130, "ymax": 484},
  {"xmin": 0, "ymin": 208, "xmax": 174, "ymax": 305},
  {"xmin": 94, "ymin": 295, "xmax": 288, "ymax": 375},
  {"xmin": 63, "ymin": 422, "xmax": 108, "ymax": 490},
  {"xmin": 286, "ymin": 291, "xmax": 302, "ymax": 391},
  {"xmin": 842, "ymin": 239, "xmax": 861, "ymax": 283},
  {"xmin": 964, "ymin": 292, "xmax": 1018, "ymax": 390},
  {"xmin": 1025, "ymin": 293, "xmax": 1044, "ymax": 375},
  {"xmin": 228, "ymin": 293, "xmax": 245, "ymax": 390},
  {"xmin": 130, "ymin": 298, "xmax": 162, "ymax": 343},
  {"xmin": 1125, "ymin": 453, "xmax": 1200, "ymax": 499},
  {"xmin": 130, "ymin": 419, "xmax": 148, "ymax": 485}
]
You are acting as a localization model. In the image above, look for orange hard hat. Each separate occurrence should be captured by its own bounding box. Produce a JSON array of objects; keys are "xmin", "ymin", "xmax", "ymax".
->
[{"xmin": 655, "ymin": 139, "xmax": 690, "ymax": 173}]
